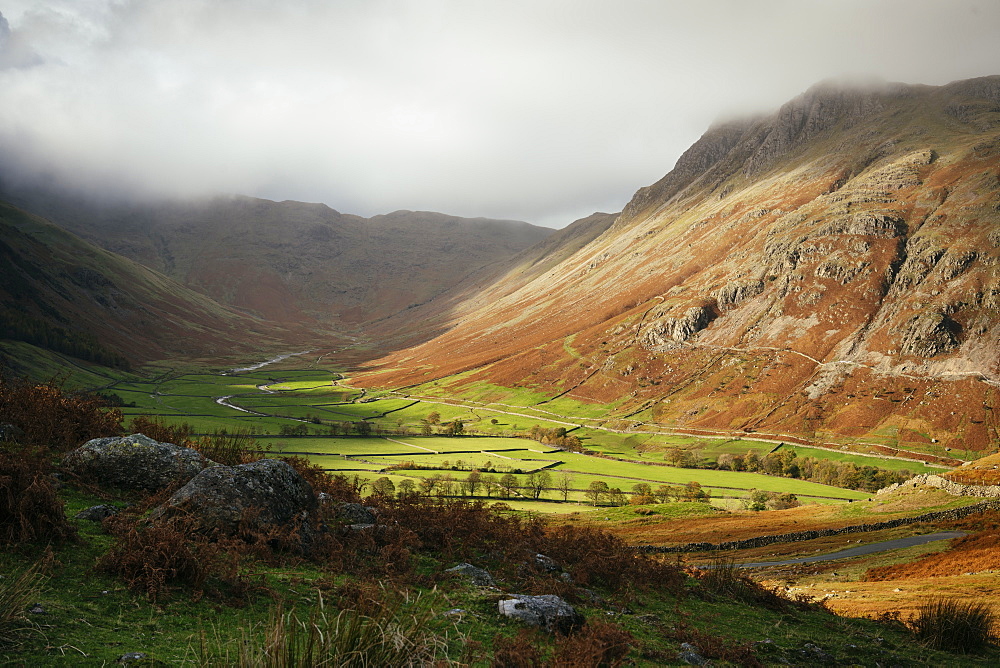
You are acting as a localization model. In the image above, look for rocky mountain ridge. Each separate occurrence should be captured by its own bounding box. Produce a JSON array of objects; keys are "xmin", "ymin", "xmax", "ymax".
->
[{"xmin": 356, "ymin": 76, "xmax": 1000, "ymax": 456}]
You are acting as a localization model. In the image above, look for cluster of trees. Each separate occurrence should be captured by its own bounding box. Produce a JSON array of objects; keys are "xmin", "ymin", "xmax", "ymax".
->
[
  {"xmin": 369, "ymin": 469, "xmax": 576, "ymax": 501},
  {"xmin": 662, "ymin": 446, "xmax": 912, "ymax": 494},
  {"xmin": 582, "ymin": 481, "xmax": 712, "ymax": 507},
  {"xmin": 0, "ymin": 308, "xmax": 131, "ymax": 369},
  {"xmin": 420, "ymin": 411, "xmax": 464, "ymax": 436},
  {"xmin": 715, "ymin": 449, "xmax": 912, "ymax": 493},
  {"xmin": 527, "ymin": 425, "xmax": 584, "ymax": 451},
  {"xmin": 743, "ymin": 488, "xmax": 800, "ymax": 511},
  {"xmin": 386, "ymin": 459, "xmax": 522, "ymax": 474}
]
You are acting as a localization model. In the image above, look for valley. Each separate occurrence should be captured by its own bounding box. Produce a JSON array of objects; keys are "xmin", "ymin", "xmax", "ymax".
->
[{"xmin": 3, "ymin": 74, "xmax": 1000, "ymax": 664}]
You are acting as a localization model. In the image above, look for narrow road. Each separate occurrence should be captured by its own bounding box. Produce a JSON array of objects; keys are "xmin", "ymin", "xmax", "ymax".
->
[{"xmin": 736, "ymin": 531, "xmax": 967, "ymax": 568}]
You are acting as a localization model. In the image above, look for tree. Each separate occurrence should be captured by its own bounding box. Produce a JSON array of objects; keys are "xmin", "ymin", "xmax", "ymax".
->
[
  {"xmin": 608, "ymin": 487, "xmax": 627, "ymax": 506},
  {"xmin": 355, "ymin": 421, "xmax": 372, "ymax": 437},
  {"xmin": 630, "ymin": 482, "xmax": 654, "ymax": 505},
  {"xmin": 371, "ymin": 477, "xmax": 396, "ymax": 497},
  {"xmin": 419, "ymin": 475, "xmax": 439, "ymax": 496},
  {"xmin": 526, "ymin": 471, "xmax": 551, "ymax": 500},
  {"xmin": 653, "ymin": 484, "xmax": 673, "ymax": 504},
  {"xmin": 558, "ymin": 471, "xmax": 574, "ymax": 501},
  {"xmin": 466, "ymin": 470, "xmax": 482, "ymax": 496},
  {"xmin": 444, "ymin": 419, "xmax": 464, "ymax": 436},
  {"xmin": 767, "ymin": 492, "xmax": 800, "ymax": 510},
  {"xmin": 744, "ymin": 488, "xmax": 768, "ymax": 511},
  {"xmin": 426, "ymin": 411, "xmax": 441, "ymax": 425},
  {"xmin": 397, "ymin": 479, "xmax": 417, "ymax": 497},
  {"xmin": 683, "ymin": 481, "xmax": 709, "ymax": 502},
  {"xmin": 421, "ymin": 420, "xmax": 433, "ymax": 436},
  {"xmin": 585, "ymin": 480, "xmax": 609, "ymax": 506},
  {"xmin": 499, "ymin": 473, "xmax": 518, "ymax": 498},
  {"xmin": 438, "ymin": 474, "xmax": 456, "ymax": 496},
  {"xmin": 481, "ymin": 473, "xmax": 497, "ymax": 497}
]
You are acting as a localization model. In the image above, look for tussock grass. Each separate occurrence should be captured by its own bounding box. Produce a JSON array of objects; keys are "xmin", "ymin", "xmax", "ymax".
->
[
  {"xmin": 0, "ymin": 561, "xmax": 44, "ymax": 649},
  {"xmin": 197, "ymin": 592, "xmax": 454, "ymax": 667},
  {"xmin": 910, "ymin": 598, "xmax": 995, "ymax": 652}
]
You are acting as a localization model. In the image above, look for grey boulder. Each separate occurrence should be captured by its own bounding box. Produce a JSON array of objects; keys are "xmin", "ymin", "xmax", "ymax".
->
[
  {"xmin": 62, "ymin": 434, "xmax": 214, "ymax": 492},
  {"xmin": 76, "ymin": 504, "xmax": 119, "ymax": 522},
  {"xmin": 446, "ymin": 562, "xmax": 495, "ymax": 587},
  {"xmin": 497, "ymin": 594, "xmax": 583, "ymax": 634},
  {"xmin": 150, "ymin": 458, "xmax": 316, "ymax": 535}
]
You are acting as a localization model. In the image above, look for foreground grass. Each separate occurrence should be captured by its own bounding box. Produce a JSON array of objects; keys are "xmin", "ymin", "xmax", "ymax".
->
[{"xmin": 4, "ymin": 483, "xmax": 997, "ymax": 666}]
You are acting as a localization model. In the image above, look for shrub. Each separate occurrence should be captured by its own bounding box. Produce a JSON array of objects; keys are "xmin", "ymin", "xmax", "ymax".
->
[
  {"xmin": 195, "ymin": 428, "xmax": 264, "ymax": 466},
  {"xmin": 0, "ymin": 447, "xmax": 76, "ymax": 546},
  {"xmin": 909, "ymin": 598, "xmax": 995, "ymax": 652},
  {"xmin": 540, "ymin": 524, "xmax": 685, "ymax": 595},
  {"xmin": 492, "ymin": 628, "xmax": 545, "ymax": 668},
  {"xmin": 97, "ymin": 514, "xmax": 263, "ymax": 603},
  {"xmin": 662, "ymin": 621, "xmax": 762, "ymax": 667},
  {"xmin": 552, "ymin": 619, "xmax": 633, "ymax": 667},
  {"xmin": 694, "ymin": 558, "xmax": 802, "ymax": 612},
  {"xmin": 0, "ymin": 376, "xmax": 122, "ymax": 451}
]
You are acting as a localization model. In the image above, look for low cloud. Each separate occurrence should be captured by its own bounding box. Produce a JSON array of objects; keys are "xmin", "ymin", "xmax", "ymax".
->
[{"xmin": 0, "ymin": 0, "xmax": 998, "ymax": 228}]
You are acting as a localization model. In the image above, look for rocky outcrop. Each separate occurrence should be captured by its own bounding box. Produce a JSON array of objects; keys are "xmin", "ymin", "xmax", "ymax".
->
[
  {"xmin": 880, "ymin": 473, "xmax": 1000, "ymax": 498},
  {"xmin": 62, "ymin": 434, "xmax": 214, "ymax": 492},
  {"xmin": 497, "ymin": 594, "xmax": 583, "ymax": 634},
  {"xmin": 642, "ymin": 305, "xmax": 715, "ymax": 348},
  {"xmin": 150, "ymin": 458, "xmax": 316, "ymax": 535},
  {"xmin": 712, "ymin": 280, "xmax": 765, "ymax": 310},
  {"xmin": 817, "ymin": 212, "xmax": 905, "ymax": 238},
  {"xmin": 898, "ymin": 311, "xmax": 960, "ymax": 357}
]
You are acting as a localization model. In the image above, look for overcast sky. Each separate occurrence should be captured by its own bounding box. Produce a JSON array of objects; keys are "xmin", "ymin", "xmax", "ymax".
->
[{"xmin": 0, "ymin": 1, "xmax": 998, "ymax": 228}]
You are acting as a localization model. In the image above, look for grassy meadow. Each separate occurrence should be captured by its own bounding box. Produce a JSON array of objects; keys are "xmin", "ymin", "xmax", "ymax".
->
[{"xmin": 87, "ymin": 365, "xmax": 910, "ymax": 510}]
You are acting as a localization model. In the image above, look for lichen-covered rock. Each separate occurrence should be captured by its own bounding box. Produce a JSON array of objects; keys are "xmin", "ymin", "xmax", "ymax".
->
[
  {"xmin": 150, "ymin": 458, "xmax": 316, "ymax": 535},
  {"xmin": 497, "ymin": 594, "xmax": 583, "ymax": 634},
  {"xmin": 333, "ymin": 502, "xmax": 377, "ymax": 526},
  {"xmin": 75, "ymin": 505, "xmax": 119, "ymax": 522},
  {"xmin": 446, "ymin": 562, "xmax": 495, "ymax": 587},
  {"xmin": 0, "ymin": 423, "xmax": 25, "ymax": 443},
  {"xmin": 62, "ymin": 434, "xmax": 214, "ymax": 492},
  {"xmin": 533, "ymin": 553, "xmax": 561, "ymax": 573}
]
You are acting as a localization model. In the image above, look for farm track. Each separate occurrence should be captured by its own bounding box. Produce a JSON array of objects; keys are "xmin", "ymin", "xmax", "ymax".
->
[{"xmin": 736, "ymin": 531, "xmax": 968, "ymax": 568}]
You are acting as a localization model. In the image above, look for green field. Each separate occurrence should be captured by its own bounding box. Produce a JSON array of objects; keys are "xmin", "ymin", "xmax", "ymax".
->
[{"xmin": 85, "ymin": 366, "xmax": 910, "ymax": 510}]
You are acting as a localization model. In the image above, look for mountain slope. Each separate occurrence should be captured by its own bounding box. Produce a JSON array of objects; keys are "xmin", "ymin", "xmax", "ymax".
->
[
  {"xmin": 0, "ymin": 191, "xmax": 553, "ymax": 327},
  {"xmin": 0, "ymin": 200, "xmax": 304, "ymax": 366},
  {"xmin": 356, "ymin": 76, "xmax": 1000, "ymax": 455}
]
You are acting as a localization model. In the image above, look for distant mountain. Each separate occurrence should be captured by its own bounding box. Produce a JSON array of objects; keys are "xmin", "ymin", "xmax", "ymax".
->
[
  {"xmin": 0, "ymin": 200, "xmax": 304, "ymax": 367},
  {"xmin": 0, "ymin": 191, "xmax": 553, "ymax": 327},
  {"xmin": 356, "ymin": 76, "xmax": 1000, "ymax": 454}
]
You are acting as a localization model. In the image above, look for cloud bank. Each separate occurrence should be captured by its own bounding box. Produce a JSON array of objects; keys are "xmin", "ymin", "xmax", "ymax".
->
[{"xmin": 0, "ymin": 0, "xmax": 998, "ymax": 227}]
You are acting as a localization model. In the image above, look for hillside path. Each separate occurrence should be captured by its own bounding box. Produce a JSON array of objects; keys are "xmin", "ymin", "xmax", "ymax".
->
[{"xmin": 737, "ymin": 531, "xmax": 967, "ymax": 568}]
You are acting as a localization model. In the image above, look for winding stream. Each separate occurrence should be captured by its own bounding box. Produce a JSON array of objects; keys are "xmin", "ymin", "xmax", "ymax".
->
[{"xmin": 228, "ymin": 350, "xmax": 311, "ymax": 374}]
